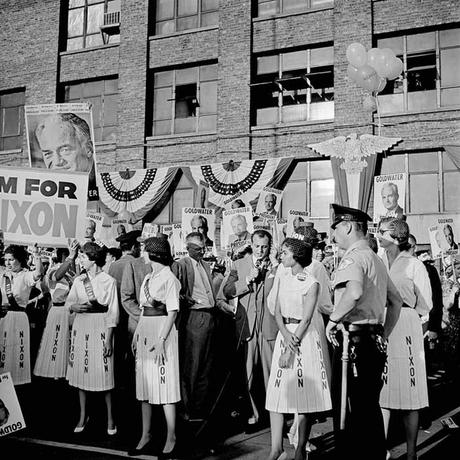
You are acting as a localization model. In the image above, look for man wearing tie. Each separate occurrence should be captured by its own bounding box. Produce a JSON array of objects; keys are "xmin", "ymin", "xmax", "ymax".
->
[
  {"xmin": 219, "ymin": 230, "xmax": 278, "ymax": 431},
  {"xmin": 172, "ymin": 232, "xmax": 217, "ymax": 422}
]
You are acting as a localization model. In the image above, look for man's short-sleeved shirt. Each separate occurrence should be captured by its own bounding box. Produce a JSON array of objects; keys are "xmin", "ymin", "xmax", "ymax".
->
[{"xmin": 332, "ymin": 239, "xmax": 388, "ymax": 324}]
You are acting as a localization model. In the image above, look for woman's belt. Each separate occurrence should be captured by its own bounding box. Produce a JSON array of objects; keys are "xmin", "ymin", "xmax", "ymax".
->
[
  {"xmin": 86, "ymin": 303, "xmax": 109, "ymax": 313},
  {"xmin": 283, "ymin": 317, "xmax": 301, "ymax": 324},
  {"xmin": 401, "ymin": 303, "xmax": 413, "ymax": 308},
  {"xmin": 142, "ymin": 300, "xmax": 167, "ymax": 317},
  {"xmin": 2, "ymin": 304, "xmax": 24, "ymax": 312},
  {"xmin": 52, "ymin": 302, "xmax": 66, "ymax": 307}
]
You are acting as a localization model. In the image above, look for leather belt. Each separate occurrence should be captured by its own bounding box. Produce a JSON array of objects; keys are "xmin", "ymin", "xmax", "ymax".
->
[
  {"xmin": 283, "ymin": 317, "xmax": 301, "ymax": 324},
  {"xmin": 189, "ymin": 308, "xmax": 214, "ymax": 313},
  {"xmin": 53, "ymin": 302, "xmax": 66, "ymax": 307},
  {"xmin": 347, "ymin": 323, "xmax": 384, "ymax": 334},
  {"xmin": 5, "ymin": 305, "xmax": 24, "ymax": 312},
  {"xmin": 401, "ymin": 303, "xmax": 412, "ymax": 308},
  {"xmin": 142, "ymin": 299, "xmax": 167, "ymax": 317}
]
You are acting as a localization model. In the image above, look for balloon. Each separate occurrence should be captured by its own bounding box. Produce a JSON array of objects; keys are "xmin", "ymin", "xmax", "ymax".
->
[
  {"xmin": 374, "ymin": 48, "xmax": 395, "ymax": 77},
  {"xmin": 363, "ymin": 95, "xmax": 377, "ymax": 112},
  {"xmin": 347, "ymin": 64, "xmax": 361, "ymax": 83},
  {"xmin": 363, "ymin": 73, "xmax": 381, "ymax": 92},
  {"xmin": 385, "ymin": 57, "xmax": 404, "ymax": 80},
  {"xmin": 346, "ymin": 43, "xmax": 367, "ymax": 68},
  {"xmin": 367, "ymin": 48, "xmax": 383, "ymax": 70},
  {"xmin": 357, "ymin": 64, "xmax": 378, "ymax": 90},
  {"xmin": 376, "ymin": 77, "xmax": 387, "ymax": 93}
]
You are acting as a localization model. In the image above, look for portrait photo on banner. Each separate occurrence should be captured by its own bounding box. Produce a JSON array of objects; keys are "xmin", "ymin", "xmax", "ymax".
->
[
  {"xmin": 182, "ymin": 208, "xmax": 216, "ymax": 255},
  {"xmin": 221, "ymin": 206, "xmax": 254, "ymax": 251},
  {"xmin": 25, "ymin": 103, "xmax": 99, "ymax": 201},
  {"xmin": 286, "ymin": 210, "xmax": 310, "ymax": 237},
  {"xmin": 0, "ymin": 373, "xmax": 26, "ymax": 436},
  {"xmin": 255, "ymin": 186, "xmax": 283, "ymax": 220},
  {"xmin": 373, "ymin": 173, "xmax": 406, "ymax": 222}
]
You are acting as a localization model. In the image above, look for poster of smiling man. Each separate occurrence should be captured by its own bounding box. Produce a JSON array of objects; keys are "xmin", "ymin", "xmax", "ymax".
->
[
  {"xmin": 222, "ymin": 206, "xmax": 254, "ymax": 252},
  {"xmin": 373, "ymin": 173, "xmax": 406, "ymax": 222},
  {"xmin": 182, "ymin": 208, "xmax": 216, "ymax": 255},
  {"xmin": 255, "ymin": 187, "xmax": 283, "ymax": 220},
  {"xmin": 0, "ymin": 373, "xmax": 26, "ymax": 437},
  {"xmin": 25, "ymin": 103, "xmax": 99, "ymax": 201}
]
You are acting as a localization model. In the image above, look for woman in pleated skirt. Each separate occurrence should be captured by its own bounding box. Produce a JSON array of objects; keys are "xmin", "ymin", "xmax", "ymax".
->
[
  {"xmin": 65, "ymin": 242, "xmax": 119, "ymax": 435},
  {"xmin": 266, "ymin": 238, "xmax": 332, "ymax": 460},
  {"xmin": 129, "ymin": 236, "xmax": 180, "ymax": 457},
  {"xmin": 378, "ymin": 219, "xmax": 432, "ymax": 460}
]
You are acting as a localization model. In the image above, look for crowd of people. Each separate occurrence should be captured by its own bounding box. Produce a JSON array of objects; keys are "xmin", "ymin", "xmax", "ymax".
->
[{"xmin": 0, "ymin": 203, "xmax": 459, "ymax": 460}]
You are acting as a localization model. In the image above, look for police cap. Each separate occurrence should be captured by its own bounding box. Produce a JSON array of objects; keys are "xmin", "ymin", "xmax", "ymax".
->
[
  {"xmin": 330, "ymin": 203, "xmax": 371, "ymax": 229},
  {"xmin": 116, "ymin": 229, "xmax": 142, "ymax": 244}
]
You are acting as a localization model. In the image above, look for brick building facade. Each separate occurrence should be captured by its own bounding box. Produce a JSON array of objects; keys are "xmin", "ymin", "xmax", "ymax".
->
[{"xmin": 0, "ymin": 0, "xmax": 459, "ymax": 242}]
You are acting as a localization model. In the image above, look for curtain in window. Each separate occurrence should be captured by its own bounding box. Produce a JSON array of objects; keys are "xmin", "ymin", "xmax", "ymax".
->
[
  {"xmin": 97, "ymin": 167, "xmax": 181, "ymax": 222},
  {"xmin": 444, "ymin": 144, "xmax": 460, "ymax": 171},
  {"xmin": 188, "ymin": 157, "xmax": 292, "ymax": 208}
]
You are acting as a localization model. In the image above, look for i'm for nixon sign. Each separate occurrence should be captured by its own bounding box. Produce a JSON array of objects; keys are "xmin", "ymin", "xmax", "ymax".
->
[{"xmin": 0, "ymin": 166, "xmax": 88, "ymax": 247}]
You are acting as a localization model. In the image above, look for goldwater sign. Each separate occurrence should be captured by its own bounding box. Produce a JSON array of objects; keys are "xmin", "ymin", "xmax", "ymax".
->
[{"xmin": 0, "ymin": 166, "xmax": 88, "ymax": 247}]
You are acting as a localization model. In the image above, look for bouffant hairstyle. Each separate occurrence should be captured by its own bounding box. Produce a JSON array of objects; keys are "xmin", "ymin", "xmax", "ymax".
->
[
  {"xmin": 81, "ymin": 242, "xmax": 107, "ymax": 268},
  {"xmin": 282, "ymin": 237, "xmax": 313, "ymax": 268},
  {"xmin": 4, "ymin": 245, "xmax": 30, "ymax": 268}
]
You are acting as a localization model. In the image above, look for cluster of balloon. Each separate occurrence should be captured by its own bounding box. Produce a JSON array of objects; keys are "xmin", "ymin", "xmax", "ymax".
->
[{"xmin": 346, "ymin": 43, "xmax": 403, "ymax": 112}]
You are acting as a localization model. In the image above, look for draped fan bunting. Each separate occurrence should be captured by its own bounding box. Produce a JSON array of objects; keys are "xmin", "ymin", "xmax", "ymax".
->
[
  {"xmin": 97, "ymin": 167, "xmax": 179, "ymax": 222},
  {"xmin": 189, "ymin": 158, "xmax": 284, "ymax": 208}
]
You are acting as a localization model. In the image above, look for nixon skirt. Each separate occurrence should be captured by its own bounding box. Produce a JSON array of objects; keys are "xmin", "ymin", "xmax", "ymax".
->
[
  {"xmin": 134, "ymin": 316, "xmax": 180, "ymax": 405},
  {"xmin": 34, "ymin": 306, "xmax": 71, "ymax": 379},
  {"xmin": 66, "ymin": 313, "xmax": 114, "ymax": 391},
  {"xmin": 380, "ymin": 308, "xmax": 428, "ymax": 410},
  {"xmin": 0, "ymin": 311, "xmax": 31, "ymax": 385},
  {"xmin": 266, "ymin": 320, "xmax": 332, "ymax": 414}
]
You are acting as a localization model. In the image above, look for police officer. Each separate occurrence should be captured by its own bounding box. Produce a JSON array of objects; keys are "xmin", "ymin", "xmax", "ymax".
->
[{"xmin": 325, "ymin": 204, "xmax": 402, "ymax": 460}]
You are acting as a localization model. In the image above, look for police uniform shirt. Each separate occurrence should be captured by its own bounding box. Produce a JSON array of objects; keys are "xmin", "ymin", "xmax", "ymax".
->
[
  {"xmin": 0, "ymin": 269, "xmax": 36, "ymax": 308},
  {"xmin": 332, "ymin": 239, "xmax": 388, "ymax": 325},
  {"xmin": 387, "ymin": 252, "xmax": 432, "ymax": 318}
]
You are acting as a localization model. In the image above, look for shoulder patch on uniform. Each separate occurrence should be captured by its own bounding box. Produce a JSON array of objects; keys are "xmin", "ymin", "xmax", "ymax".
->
[{"xmin": 338, "ymin": 258, "xmax": 354, "ymax": 271}]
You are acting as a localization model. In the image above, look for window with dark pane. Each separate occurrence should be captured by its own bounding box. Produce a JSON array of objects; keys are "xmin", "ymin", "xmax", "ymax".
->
[
  {"xmin": 63, "ymin": 77, "xmax": 118, "ymax": 142},
  {"xmin": 256, "ymin": 0, "xmax": 333, "ymax": 17},
  {"xmin": 0, "ymin": 89, "xmax": 25, "ymax": 151},
  {"xmin": 67, "ymin": 0, "xmax": 120, "ymax": 51},
  {"xmin": 251, "ymin": 45, "xmax": 334, "ymax": 125},
  {"xmin": 152, "ymin": 63, "xmax": 217, "ymax": 135},
  {"xmin": 155, "ymin": 0, "xmax": 218, "ymax": 35},
  {"xmin": 377, "ymin": 27, "xmax": 460, "ymax": 113}
]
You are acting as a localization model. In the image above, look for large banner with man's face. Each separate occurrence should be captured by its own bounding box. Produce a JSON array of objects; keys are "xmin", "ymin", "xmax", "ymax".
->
[
  {"xmin": 25, "ymin": 103, "xmax": 99, "ymax": 201},
  {"xmin": 0, "ymin": 166, "xmax": 88, "ymax": 247},
  {"xmin": 373, "ymin": 173, "xmax": 406, "ymax": 222},
  {"xmin": 182, "ymin": 207, "xmax": 216, "ymax": 256}
]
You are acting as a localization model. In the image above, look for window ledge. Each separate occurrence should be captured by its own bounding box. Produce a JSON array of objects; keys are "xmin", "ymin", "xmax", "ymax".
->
[
  {"xmin": 378, "ymin": 105, "xmax": 460, "ymax": 118},
  {"xmin": 0, "ymin": 148, "xmax": 22, "ymax": 156},
  {"xmin": 253, "ymin": 5, "xmax": 333, "ymax": 23},
  {"xmin": 149, "ymin": 25, "xmax": 218, "ymax": 41},
  {"xmin": 146, "ymin": 131, "xmax": 217, "ymax": 141},
  {"xmin": 95, "ymin": 141, "xmax": 117, "ymax": 151},
  {"xmin": 60, "ymin": 42, "xmax": 119, "ymax": 57},
  {"xmin": 251, "ymin": 118, "xmax": 334, "ymax": 131}
]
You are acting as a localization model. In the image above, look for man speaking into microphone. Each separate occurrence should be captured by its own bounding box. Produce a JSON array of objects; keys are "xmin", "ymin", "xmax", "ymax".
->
[{"xmin": 219, "ymin": 229, "xmax": 278, "ymax": 432}]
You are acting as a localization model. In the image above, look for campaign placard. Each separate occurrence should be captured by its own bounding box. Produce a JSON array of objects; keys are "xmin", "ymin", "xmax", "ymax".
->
[
  {"xmin": 181, "ymin": 207, "xmax": 216, "ymax": 252},
  {"xmin": 286, "ymin": 210, "xmax": 310, "ymax": 237},
  {"xmin": 221, "ymin": 206, "xmax": 254, "ymax": 251},
  {"xmin": 172, "ymin": 223, "xmax": 187, "ymax": 258},
  {"xmin": 0, "ymin": 373, "xmax": 25, "ymax": 437},
  {"xmin": 25, "ymin": 103, "xmax": 99, "ymax": 201},
  {"xmin": 255, "ymin": 187, "xmax": 283, "ymax": 220},
  {"xmin": 436, "ymin": 218, "xmax": 459, "ymax": 254},
  {"xmin": 272, "ymin": 218, "xmax": 288, "ymax": 249},
  {"xmin": 85, "ymin": 211, "xmax": 103, "ymax": 241},
  {"xmin": 373, "ymin": 173, "xmax": 406, "ymax": 222},
  {"xmin": 0, "ymin": 166, "xmax": 88, "ymax": 247}
]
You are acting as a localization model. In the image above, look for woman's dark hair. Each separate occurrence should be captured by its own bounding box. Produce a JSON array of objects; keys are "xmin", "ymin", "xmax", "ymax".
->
[
  {"xmin": 107, "ymin": 247, "xmax": 122, "ymax": 260},
  {"xmin": 54, "ymin": 247, "xmax": 70, "ymax": 264},
  {"xmin": 148, "ymin": 253, "xmax": 173, "ymax": 266},
  {"xmin": 282, "ymin": 238, "xmax": 312, "ymax": 268},
  {"xmin": 82, "ymin": 242, "xmax": 107, "ymax": 268},
  {"xmin": 4, "ymin": 245, "xmax": 29, "ymax": 268},
  {"xmin": 384, "ymin": 218, "xmax": 411, "ymax": 252}
]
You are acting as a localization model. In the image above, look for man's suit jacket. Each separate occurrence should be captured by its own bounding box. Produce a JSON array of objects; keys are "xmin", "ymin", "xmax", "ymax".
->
[
  {"xmin": 385, "ymin": 204, "xmax": 404, "ymax": 218},
  {"xmin": 219, "ymin": 253, "xmax": 278, "ymax": 341},
  {"xmin": 171, "ymin": 256, "xmax": 216, "ymax": 312},
  {"xmin": 120, "ymin": 257, "xmax": 151, "ymax": 335}
]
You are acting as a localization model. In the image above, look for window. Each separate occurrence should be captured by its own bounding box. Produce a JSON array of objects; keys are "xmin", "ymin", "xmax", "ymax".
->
[
  {"xmin": 281, "ymin": 160, "xmax": 334, "ymax": 219},
  {"xmin": 67, "ymin": 0, "xmax": 120, "ymax": 51},
  {"xmin": 257, "ymin": 0, "xmax": 333, "ymax": 17},
  {"xmin": 0, "ymin": 89, "xmax": 25, "ymax": 151},
  {"xmin": 252, "ymin": 46, "xmax": 334, "ymax": 126},
  {"xmin": 380, "ymin": 151, "xmax": 460, "ymax": 214},
  {"xmin": 154, "ymin": 174, "xmax": 194, "ymax": 224},
  {"xmin": 152, "ymin": 63, "xmax": 217, "ymax": 135},
  {"xmin": 63, "ymin": 77, "xmax": 118, "ymax": 142},
  {"xmin": 155, "ymin": 0, "xmax": 219, "ymax": 35},
  {"xmin": 377, "ymin": 27, "xmax": 460, "ymax": 114}
]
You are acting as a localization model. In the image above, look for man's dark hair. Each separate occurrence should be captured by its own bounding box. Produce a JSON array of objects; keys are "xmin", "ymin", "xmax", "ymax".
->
[
  {"xmin": 107, "ymin": 247, "xmax": 122, "ymax": 260},
  {"xmin": 251, "ymin": 229, "xmax": 272, "ymax": 247}
]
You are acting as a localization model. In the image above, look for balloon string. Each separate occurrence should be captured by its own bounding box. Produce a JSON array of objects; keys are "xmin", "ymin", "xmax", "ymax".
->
[{"xmin": 375, "ymin": 92, "xmax": 382, "ymax": 137}]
